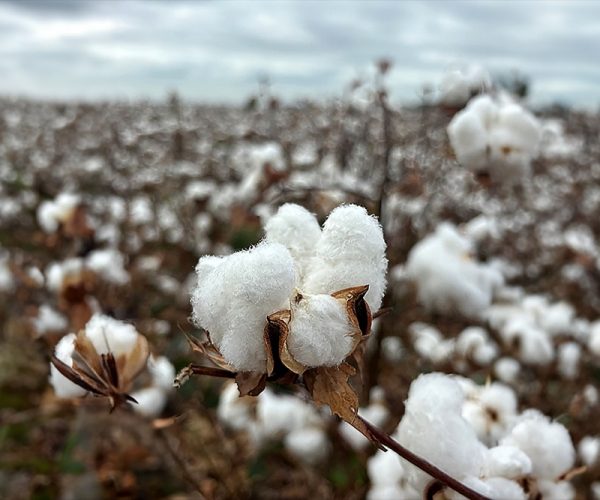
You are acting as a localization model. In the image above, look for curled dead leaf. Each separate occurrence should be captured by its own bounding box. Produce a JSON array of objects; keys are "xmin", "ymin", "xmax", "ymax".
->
[{"xmin": 304, "ymin": 363, "xmax": 380, "ymax": 446}]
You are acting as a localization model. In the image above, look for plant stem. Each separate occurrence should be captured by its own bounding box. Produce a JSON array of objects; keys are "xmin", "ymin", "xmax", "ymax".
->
[{"xmin": 358, "ymin": 416, "xmax": 492, "ymax": 500}]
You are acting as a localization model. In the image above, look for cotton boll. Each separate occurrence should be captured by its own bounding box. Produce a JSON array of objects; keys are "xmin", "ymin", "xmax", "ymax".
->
[
  {"xmin": 410, "ymin": 322, "xmax": 454, "ymax": 363},
  {"xmin": 287, "ymin": 293, "xmax": 355, "ymax": 367},
  {"xmin": 84, "ymin": 314, "xmax": 140, "ymax": 358},
  {"xmin": 462, "ymin": 383, "xmax": 517, "ymax": 444},
  {"xmin": 130, "ymin": 386, "xmax": 168, "ymax": 418},
  {"xmin": 578, "ymin": 436, "xmax": 600, "ymax": 467},
  {"xmin": 406, "ymin": 224, "xmax": 503, "ymax": 319},
  {"xmin": 494, "ymin": 357, "xmax": 521, "ymax": 384},
  {"xmin": 265, "ymin": 203, "xmax": 321, "ymax": 281},
  {"xmin": 484, "ymin": 446, "xmax": 532, "ymax": 479},
  {"xmin": 558, "ymin": 342, "xmax": 581, "ymax": 379},
  {"xmin": 501, "ymin": 410, "xmax": 575, "ymax": 480},
  {"xmin": 50, "ymin": 333, "xmax": 87, "ymax": 398},
  {"xmin": 86, "ymin": 248, "xmax": 129, "ymax": 285},
  {"xmin": 502, "ymin": 318, "xmax": 554, "ymax": 365},
  {"xmin": 284, "ymin": 427, "xmax": 329, "ymax": 464},
  {"xmin": 303, "ymin": 204, "xmax": 387, "ymax": 311},
  {"xmin": 191, "ymin": 242, "xmax": 296, "ymax": 372},
  {"xmin": 396, "ymin": 373, "xmax": 487, "ymax": 493},
  {"xmin": 456, "ymin": 327, "xmax": 498, "ymax": 365},
  {"xmin": 33, "ymin": 304, "xmax": 67, "ymax": 336},
  {"xmin": 447, "ymin": 94, "xmax": 540, "ymax": 183},
  {"xmin": 46, "ymin": 258, "xmax": 85, "ymax": 292}
]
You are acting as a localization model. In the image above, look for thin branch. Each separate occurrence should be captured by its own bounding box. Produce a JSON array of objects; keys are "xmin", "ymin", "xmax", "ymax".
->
[
  {"xmin": 174, "ymin": 363, "xmax": 236, "ymax": 388},
  {"xmin": 358, "ymin": 416, "xmax": 492, "ymax": 500},
  {"xmin": 156, "ymin": 428, "xmax": 208, "ymax": 499}
]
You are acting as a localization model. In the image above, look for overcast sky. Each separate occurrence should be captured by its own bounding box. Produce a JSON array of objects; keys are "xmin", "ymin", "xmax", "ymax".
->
[{"xmin": 0, "ymin": 0, "xmax": 599, "ymax": 106}]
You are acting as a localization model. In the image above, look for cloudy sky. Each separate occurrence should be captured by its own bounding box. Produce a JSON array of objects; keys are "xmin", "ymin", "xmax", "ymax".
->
[{"xmin": 0, "ymin": 0, "xmax": 599, "ymax": 106}]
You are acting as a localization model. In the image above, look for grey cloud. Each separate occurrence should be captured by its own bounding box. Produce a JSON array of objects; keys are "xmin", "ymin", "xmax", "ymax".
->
[{"xmin": 0, "ymin": 0, "xmax": 598, "ymax": 105}]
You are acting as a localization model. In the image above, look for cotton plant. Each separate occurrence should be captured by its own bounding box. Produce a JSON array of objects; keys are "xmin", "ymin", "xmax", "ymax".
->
[
  {"xmin": 447, "ymin": 94, "xmax": 541, "ymax": 183},
  {"xmin": 188, "ymin": 203, "xmax": 386, "ymax": 375},
  {"xmin": 405, "ymin": 223, "xmax": 504, "ymax": 319},
  {"xmin": 395, "ymin": 373, "xmax": 578, "ymax": 499},
  {"xmin": 179, "ymin": 203, "xmax": 391, "ymax": 456},
  {"xmin": 50, "ymin": 313, "xmax": 174, "ymax": 416}
]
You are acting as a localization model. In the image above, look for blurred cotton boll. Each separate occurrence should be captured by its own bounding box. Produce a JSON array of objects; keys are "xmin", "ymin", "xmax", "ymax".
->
[
  {"xmin": 447, "ymin": 94, "xmax": 541, "ymax": 183},
  {"xmin": 406, "ymin": 223, "xmax": 503, "ymax": 319}
]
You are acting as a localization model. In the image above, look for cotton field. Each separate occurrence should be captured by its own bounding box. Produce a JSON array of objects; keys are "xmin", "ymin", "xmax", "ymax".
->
[{"xmin": 1, "ymin": 74, "xmax": 600, "ymax": 500}]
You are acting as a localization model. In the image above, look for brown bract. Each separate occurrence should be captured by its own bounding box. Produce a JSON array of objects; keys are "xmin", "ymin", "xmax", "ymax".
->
[{"xmin": 51, "ymin": 330, "xmax": 149, "ymax": 411}]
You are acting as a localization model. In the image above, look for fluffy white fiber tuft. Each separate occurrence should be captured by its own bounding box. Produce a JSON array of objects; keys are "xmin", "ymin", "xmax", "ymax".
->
[
  {"xmin": 500, "ymin": 410, "xmax": 575, "ymax": 480},
  {"xmin": 264, "ymin": 203, "xmax": 322, "ymax": 281},
  {"xmin": 191, "ymin": 242, "xmax": 296, "ymax": 372},
  {"xmin": 286, "ymin": 293, "xmax": 354, "ymax": 367},
  {"xmin": 303, "ymin": 204, "xmax": 387, "ymax": 311},
  {"xmin": 37, "ymin": 192, "xmax": 81, "ymax": 233}
]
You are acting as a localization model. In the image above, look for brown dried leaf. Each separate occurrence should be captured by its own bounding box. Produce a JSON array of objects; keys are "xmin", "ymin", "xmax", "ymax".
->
[
  {"xmin": 235, "ymin": 371, "xmax": 267, "ymax": 397},
  {"xmin": 304, "ymin": 363, "xmax": 380, "ymax": 445}
]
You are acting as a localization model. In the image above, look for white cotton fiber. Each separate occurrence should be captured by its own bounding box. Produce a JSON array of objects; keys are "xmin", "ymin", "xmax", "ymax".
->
[
  {"xmin": 46, "ymin": 258, "xmax": 85, "ymax": 292},
  {"xmin": 147, "ymin": 355, "xmax": 176, "ymax": 390},
  {"xmin": 86, "ymin": 248, "xmax": 129, "ymax": 285},
  {"xmin": 49, "ymin": 333, "xmax": 87, "ymax": 398},
  {"xmin": 287, "ymin": 293, "xmax": 355, "ymax": 367},
  {"xmin": 34, "ymin": 305, "xmax": 68, "ymax": 336},
  {"xmin": 130, "ymin": 386, "xmax": 168, "ymax": 418},
  {"xmin": 447, "ymin": 94, "xmax": 541, "ymax": 183},
  {"xmin": 501, "ymin": 410, "xmax": 575, "ymax": 480},
  {"xmin": 191, "ymin": 242, "xmax": 296, "ymax": 372},
  {"xmin": 484, "ymin": 445, "xmax": 532, "ymax": 479},
  {"xmin": 396, "ymin": 373, "xmax": 487, "ymax": 492},
  {"xmin": 406, "ymin": 223, "xmax": 503, "ymax": 319},
  {"xmin": 303, "ymin": 204, "xmax": 387, "ymax": 311},
  {"xmin": 84, "ymin": 313, "xmax": 140, "ymax": 358},
  {"xmin": 265, "ymin": 203, "xmax": 322, "ymax": 281}
]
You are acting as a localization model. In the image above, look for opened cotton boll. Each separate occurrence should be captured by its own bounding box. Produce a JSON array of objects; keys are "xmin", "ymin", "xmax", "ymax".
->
[
  {"xmin": 438, "ymin": 65, "xmax": 491, "ymax": 107},
  {"xmin": 49, "ymin": 333, "xmax": 88, "ymax": 398},
  {"xmin": 447, "ymin": 94, "xmax": 541, "ymax": 184},
  {"xmin": 500, "ymin": 409, "xmax": 576, "ymax": 481},
  {"xmin": 406, "ymin": 223, "xmax": 503, "ymax": 319}
]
